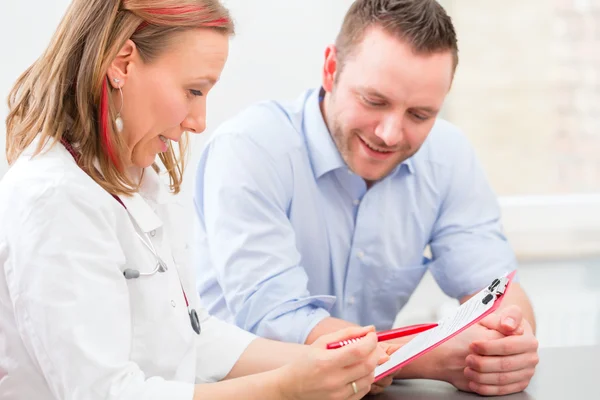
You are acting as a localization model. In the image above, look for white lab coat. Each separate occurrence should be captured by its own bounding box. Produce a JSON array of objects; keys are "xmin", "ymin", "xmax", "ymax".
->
[{"xmin": 0, "ymin": 140, "xmax": 256, "ymax": 399}]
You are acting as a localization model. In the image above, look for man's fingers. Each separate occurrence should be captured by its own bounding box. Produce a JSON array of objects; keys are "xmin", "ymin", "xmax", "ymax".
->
[
  {"xmin": 468, "ymin": 380, "xmax": 531, "ymax": 396},
  {"xmin": 471, "ymin": 334, "xmax": 539, "ymax": 356},
  {"xmin": 478, "ymin": 313, "xmax": 501, "ymax": 331},
  {"xmin": 385, "ymin": 343, "xmax": 402, "ymax": 355},
  {"xmin": 497, "ymin": 306, "xmax": 524, "ymax": 335},
  {"xmin": 464, "ymin": 366, "xmax": 536, "ymax": 386},
  {"xmin": 479, "ymin": 305, "xmax": 524, "ymax": 335},
  {"xmin": 466, "ymin": 352, "xmax": 540, "ymax": 373}
]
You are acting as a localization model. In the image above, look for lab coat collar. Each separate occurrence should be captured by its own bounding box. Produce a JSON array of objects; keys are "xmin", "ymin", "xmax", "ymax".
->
[
  {"xmin": 118, "ymin": 192, "xmax": 163, "ymax": 233},
  {"xmin": 118, "ymin": 167, "xmax": 166, "ymax": 233},
  {"xmin": 28, "ymin": 136, "xmax": 166, "ymax": 233}
]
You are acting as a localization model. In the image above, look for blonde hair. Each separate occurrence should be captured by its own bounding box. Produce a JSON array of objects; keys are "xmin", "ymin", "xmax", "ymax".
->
[{"xmin": 5, "ymin": 0, "xmax": 234, "ymax": 195}]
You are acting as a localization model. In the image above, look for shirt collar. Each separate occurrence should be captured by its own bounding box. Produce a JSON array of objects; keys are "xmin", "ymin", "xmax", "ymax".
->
[{"xmin": 303, "ymin": 87, "xmax": 414, "ymax": 179}]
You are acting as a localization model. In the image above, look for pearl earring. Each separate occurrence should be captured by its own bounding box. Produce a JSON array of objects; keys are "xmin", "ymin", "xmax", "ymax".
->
[{"xmin": 113, "ymin": 78, "xmax": 124, "ymax": 133}]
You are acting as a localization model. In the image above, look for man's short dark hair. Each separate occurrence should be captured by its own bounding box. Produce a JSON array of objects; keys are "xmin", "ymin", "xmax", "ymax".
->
[{"xmin": 335, "ymin": 0, "xmax": 459, "ymax": 70}]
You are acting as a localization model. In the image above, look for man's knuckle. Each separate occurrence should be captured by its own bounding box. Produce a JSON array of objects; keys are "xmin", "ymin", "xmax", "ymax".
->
[
  {"xmin": 503, "ymin": 342, "xmax": 515, "ymax": 354},
  {"xmin": 471, "ymin": 356, "xmax": 485, "ymax": 371},
  {"xmin": 497, "ymin": 372, "xmax": 509, "ymax": 385},
  {"xmin": 500, "ymin": 357, "xmax": 512, "ymax": 371},
  {"xmin": 497, "ymin": 385, "xmax": 509, "ymax": 396},
  {"xmin": 530, "ymin": 354, "xmax": 540, "ymax": 367},
  {"xmin": 476, "ymin": 384, "xmax": 496, "ymax": 396}
]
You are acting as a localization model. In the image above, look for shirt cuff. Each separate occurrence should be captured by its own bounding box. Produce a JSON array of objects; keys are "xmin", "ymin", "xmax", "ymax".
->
[
  {"xmin": 300, "ymin": 306, "xmax": 332, "ymax": 344},
  {"xmin": 251, "ymin": 295, "xmax": 336, "ymax": 344}
]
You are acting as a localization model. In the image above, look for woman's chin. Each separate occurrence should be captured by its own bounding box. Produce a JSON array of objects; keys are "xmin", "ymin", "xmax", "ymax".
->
[{"xmin": 131, "ymin": 154, "xmax": 158, "ymax": 169}]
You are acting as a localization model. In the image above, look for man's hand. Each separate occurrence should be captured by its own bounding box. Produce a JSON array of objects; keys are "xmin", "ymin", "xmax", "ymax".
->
[
  {"xmin": 435, "ymin": 305, "xmax": 539, "ymax": 396},
  {"xmin": 464, "ymin": 305, "xmax": 539, "ymax": 396},
  {"xmin": 369, "ymin": 342, "xmax": 402, "ymax": 395}
]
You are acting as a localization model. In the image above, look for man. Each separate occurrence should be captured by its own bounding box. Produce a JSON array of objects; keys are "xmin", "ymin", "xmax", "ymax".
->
[{"xmin": 194, "ymin": 0, "xmax": 539, "ymax": 395}]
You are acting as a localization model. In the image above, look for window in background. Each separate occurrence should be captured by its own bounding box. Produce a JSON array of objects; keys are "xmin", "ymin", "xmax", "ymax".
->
[{"xmin": 442, "ymin": 0, "xmax": 600, "ymax": 195}]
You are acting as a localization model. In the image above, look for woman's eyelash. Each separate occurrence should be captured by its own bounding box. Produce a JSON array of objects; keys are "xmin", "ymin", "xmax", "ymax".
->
[{"xmin": 189, "ymin": 89, "xmax": 204, "ymax": 97}]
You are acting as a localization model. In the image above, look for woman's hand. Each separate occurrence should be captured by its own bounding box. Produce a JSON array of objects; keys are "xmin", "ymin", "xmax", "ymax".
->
[
  {"xmin": 368, "ymin": 341, "xmax": 402, "ymax": 395},
  {"xmin": 280, "ymin": 325, "xmax": 380, "ymax": 400}
]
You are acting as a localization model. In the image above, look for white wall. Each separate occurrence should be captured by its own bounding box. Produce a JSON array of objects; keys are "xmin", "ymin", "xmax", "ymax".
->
[{"xmin": 0, "ymin": 0, "xmax": 71, "ymax": 176}]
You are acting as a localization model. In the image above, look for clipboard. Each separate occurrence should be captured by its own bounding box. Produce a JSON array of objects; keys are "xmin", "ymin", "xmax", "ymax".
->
[{"xmin": 374, "ymin": 270, "xmax": 517, "ymax": 382}]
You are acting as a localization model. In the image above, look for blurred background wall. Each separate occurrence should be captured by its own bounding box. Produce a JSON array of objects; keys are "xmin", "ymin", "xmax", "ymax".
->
[{"xmin": 1, "ymin": 0, "xmax": 598, "ymax": 348}]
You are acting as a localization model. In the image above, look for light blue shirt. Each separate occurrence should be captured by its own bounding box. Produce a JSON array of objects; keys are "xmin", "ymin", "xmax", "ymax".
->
[{"xmin": 193, "ymin": 88, "xmax": 517, "ymax": 344}]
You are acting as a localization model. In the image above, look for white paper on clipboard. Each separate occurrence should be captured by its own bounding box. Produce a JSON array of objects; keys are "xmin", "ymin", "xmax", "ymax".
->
[{"xmin": 374, "ymin": 270, "xmax": 517, "ymax": 381}]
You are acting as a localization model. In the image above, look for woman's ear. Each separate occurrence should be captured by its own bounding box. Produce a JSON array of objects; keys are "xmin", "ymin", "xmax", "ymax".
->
[{"xmin": 107, "ymin": 39, "xmax": 137, "ymax": 89}]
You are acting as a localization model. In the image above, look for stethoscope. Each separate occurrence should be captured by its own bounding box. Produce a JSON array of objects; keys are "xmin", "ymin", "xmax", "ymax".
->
[
  {"xmin": 123, "ymin": 230, "xmax": 168, "ymax": 279},
  {"xmin": 60, "ymin": 138, "xmax": 200, "ymax": 335},
  {"xmin": 123, "ymin": 227, "xmax": 201, "ymax": 336}
]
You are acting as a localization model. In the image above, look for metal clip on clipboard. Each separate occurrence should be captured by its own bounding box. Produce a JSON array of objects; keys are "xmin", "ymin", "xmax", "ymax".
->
[{"xmin": 482, "ymin": 276, "xmax": 509, "ymax": 305}]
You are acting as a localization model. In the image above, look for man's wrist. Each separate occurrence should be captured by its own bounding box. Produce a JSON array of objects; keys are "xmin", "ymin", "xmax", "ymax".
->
[{"xmin": 391, "ymin": 339, "xmax": 443, "ymax": 381}]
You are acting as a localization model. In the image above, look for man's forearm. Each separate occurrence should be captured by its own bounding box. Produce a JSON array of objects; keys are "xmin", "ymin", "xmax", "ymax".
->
[{"xmin": 305, "ymin": 317, "xmax": 358, "ymax": 344}]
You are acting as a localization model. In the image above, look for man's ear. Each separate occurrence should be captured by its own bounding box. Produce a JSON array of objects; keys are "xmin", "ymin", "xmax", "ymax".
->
[
  {"xmin": 322, "ymin": 44, "xmax": 339, "ymax": 93},
  {"xmin": 107, "ymin": 39, "xmax": 137, "ymax": 88}
]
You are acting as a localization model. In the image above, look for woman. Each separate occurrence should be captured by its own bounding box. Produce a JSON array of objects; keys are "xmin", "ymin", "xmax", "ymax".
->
[{"xmin": 0, "ymin": 1, "xmax": 385, "ymax": 399}]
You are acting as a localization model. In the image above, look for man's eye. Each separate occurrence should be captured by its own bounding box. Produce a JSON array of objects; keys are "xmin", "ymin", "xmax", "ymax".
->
[{"xmin": 361, "ymin": 95, "xmax": 384, "ymax": 107}]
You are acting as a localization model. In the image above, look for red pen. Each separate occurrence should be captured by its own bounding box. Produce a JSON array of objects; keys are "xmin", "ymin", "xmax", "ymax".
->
[{"xmin": 326, "ymin": 323, "xmax": 438, "ymax": 350}]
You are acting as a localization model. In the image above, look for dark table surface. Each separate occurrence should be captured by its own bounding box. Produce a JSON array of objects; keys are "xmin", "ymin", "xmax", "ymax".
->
[{"xmin": 376, "ymin": 345, "xmax": 598, "ymax": 399}]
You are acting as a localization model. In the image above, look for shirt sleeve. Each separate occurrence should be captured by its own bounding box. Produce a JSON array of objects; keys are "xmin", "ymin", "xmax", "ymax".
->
[
  {"xmin": 428, "ymin": 131, "xmax": 518, "ymax": 300},
  {"xmin": 195, "ymin": 132, "xmax": 335, "ymax": 344},
  {"xmin": 4, "ymin": 179, "xmax": 194, "ymax": 400}
]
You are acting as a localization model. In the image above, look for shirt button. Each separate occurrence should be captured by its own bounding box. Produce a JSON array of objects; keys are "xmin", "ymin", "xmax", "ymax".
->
[
  {"xmin": 150, "ymin": 230, "xmax": 156, "ymax": 237},
  {"xmin": 171, "ymin": 300, "xmax": 176, "ymax": 307},
  {"xmin": 353, "ymin": 199, "xmax": 360, "ymax": 206},
  {"xmin": 347, "ymin": 169, "xmax": 353, "ymax": 175},
  {"xmin": 357, "ymin": 250, "xmax": 365, "ymax": 259},
  {"xmin": 347, "ymin": 296, "xmax": 356, "ymax": 305}
]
